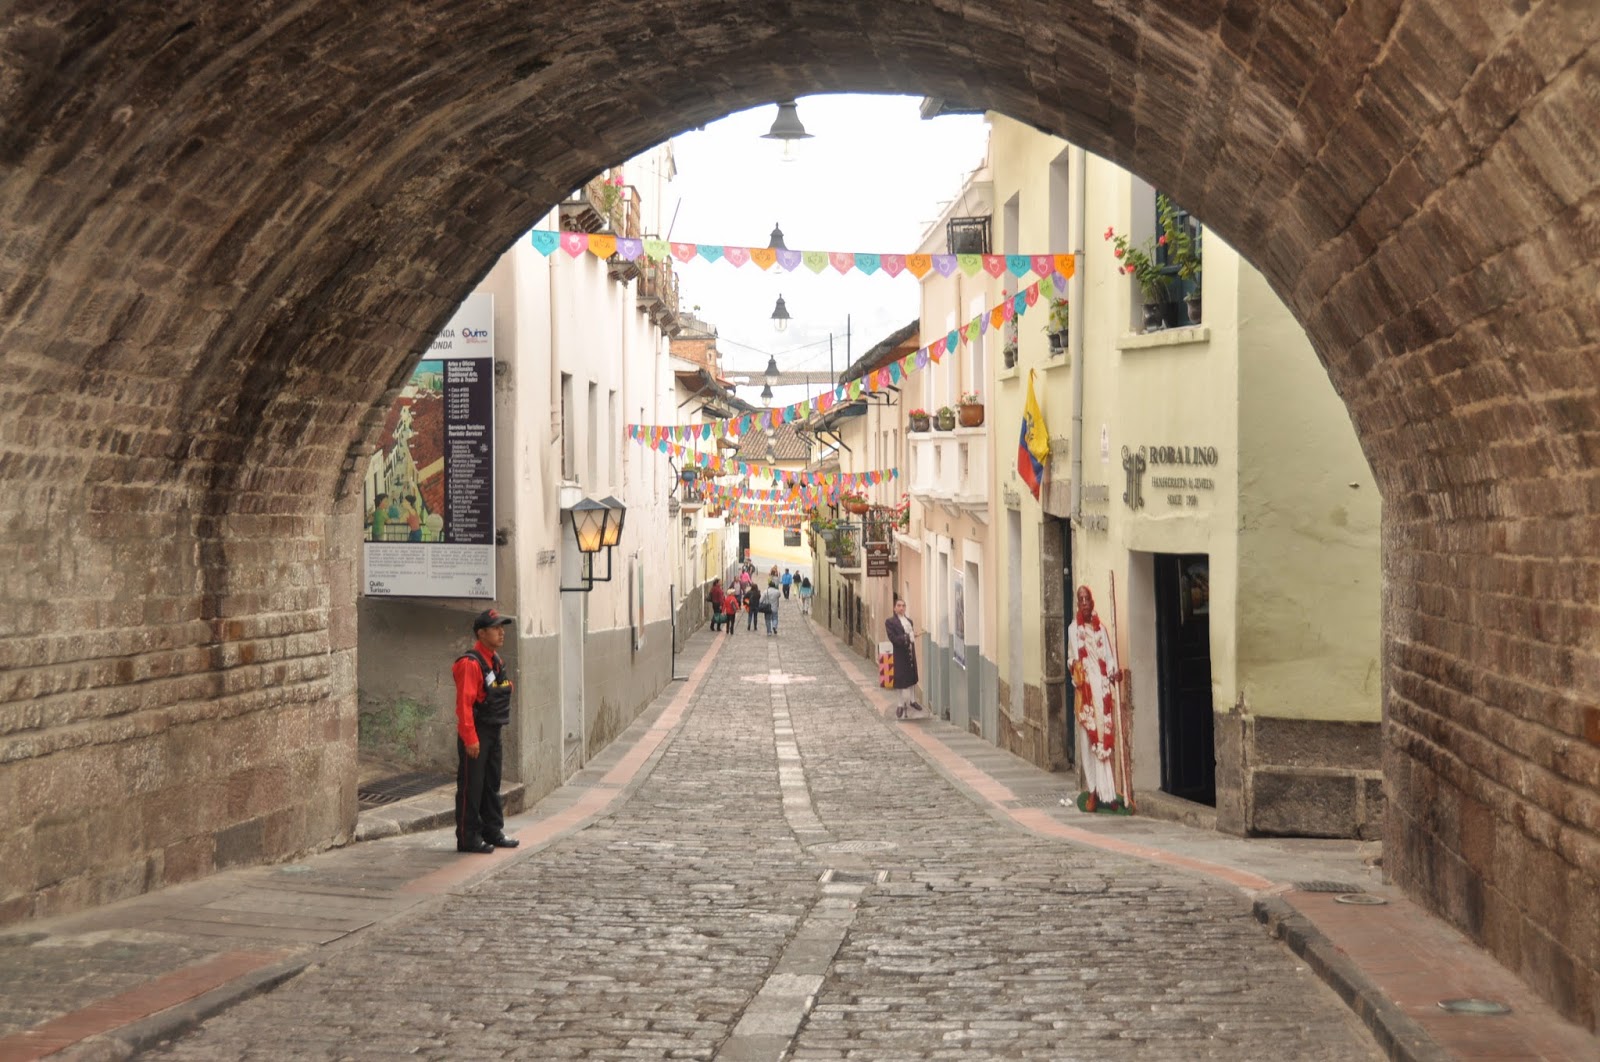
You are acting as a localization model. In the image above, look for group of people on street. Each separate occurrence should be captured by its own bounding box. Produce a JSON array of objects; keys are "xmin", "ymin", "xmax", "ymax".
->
[
  {"xmin": 448, "ymin": 576, "xmax": 1112, "ymax": 866},
  {"xmin": 706, "ymin": 564, "xmax": 814, "ymax": 636},
  {"xmin": 448, "ymin": 584, "xmax": 926, "ymax": 856}
]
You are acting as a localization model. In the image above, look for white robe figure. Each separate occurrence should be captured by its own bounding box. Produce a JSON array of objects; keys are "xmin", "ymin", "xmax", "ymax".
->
[{"xmin": 1067, "ymin": 586, "xmax": 1121, "ymax": 806}]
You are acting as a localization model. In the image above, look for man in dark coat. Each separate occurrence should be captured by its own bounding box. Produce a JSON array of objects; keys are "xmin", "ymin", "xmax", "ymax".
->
[
  {"xmin": 886, "ymin": 598, "xmax": 924, "ymax": 718},
  {"xmin": 744, "ymin": 582, "xmax": 762, "ymax": 631}
]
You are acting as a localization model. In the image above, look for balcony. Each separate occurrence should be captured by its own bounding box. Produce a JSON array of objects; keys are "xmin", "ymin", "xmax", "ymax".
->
[
  {"xmin": 636, "ymin": 258, "xmax": 681, "ymax": 336},
  {"xmin": 908, "ymin": 427, "xmax": 987, "ymax": 516},
  {"xmin": 560, "ymin": 174, "xmax": 627, "ymax": 234}
]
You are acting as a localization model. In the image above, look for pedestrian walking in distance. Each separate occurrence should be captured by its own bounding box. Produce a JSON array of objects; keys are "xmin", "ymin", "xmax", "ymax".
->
[
  {"xmin": 452, "ymin": 609, "xmax": 521, "ymax": 853},
  {"xmin": 798, "ymin": 576, "xmax": 813, "ymax": 615},
  {"xmin": 781, "ymin": 568, "xmax": 793, "ymax": 599},
  {"xmin": 762, "ymin": 580, "xmax": 782, "ymax": 636},
  {"xmin": 744, "ymin": 581, "xmax": 762, "ymax": 631},
  {"xmin": 886, "ymin": 598, "xmax": 923, "ymax": 718},
  {"xmin": 707, "ymin": 578, "xmax": 727, "ymax": 633},
  {"xmin": 721, "ymin": 587, "xmax": 739, "ymax": 634}
]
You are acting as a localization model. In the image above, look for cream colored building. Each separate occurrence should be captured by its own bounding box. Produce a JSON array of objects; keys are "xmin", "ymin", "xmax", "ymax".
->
[
  {"xmin": 942, "ymin": 114, "xmax": 1383, "ymax": 837},
  {"xmin": 357, "ymin": 143, "xmax": 700, "ymax": 798},
  {"xmin": 805, "ymin": 322, "xmax": 919, "ymax": 657},
  {"xmin": 900, "ymin": 173, "xmax": 1010, "ymax": 741}
]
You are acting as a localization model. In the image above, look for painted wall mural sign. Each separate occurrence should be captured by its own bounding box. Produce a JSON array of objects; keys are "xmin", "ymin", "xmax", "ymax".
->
[
  {"xmin": 1123, "ymin": 443, "xmax": 1220, "ymax": 510},
  {"xmin": 362, "ymin": 292, "xmax": 497, "ymax": 599},
  {"xmin": 1147, "ymin": 444, "xmax": 1219, "ymax": 508}
]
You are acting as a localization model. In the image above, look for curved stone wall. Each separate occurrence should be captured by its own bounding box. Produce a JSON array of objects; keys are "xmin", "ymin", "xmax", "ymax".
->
[{"xmin": 0, "ymin": 0, "xmax": 1595, "ymax": 1028}]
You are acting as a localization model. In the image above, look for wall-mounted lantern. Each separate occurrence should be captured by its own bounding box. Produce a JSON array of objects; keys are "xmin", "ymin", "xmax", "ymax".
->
[{"xmin": 560, "ymin": 496, "xmax": 626, "ymax": 593}]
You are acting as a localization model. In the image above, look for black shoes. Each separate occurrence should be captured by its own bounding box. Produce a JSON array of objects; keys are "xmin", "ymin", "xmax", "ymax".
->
[
  {"xmin": 486, "ymin": 836, "xmax": 520, "ymax": 849},
  {"xmin": 457, "ymin": 840, "xmax": 494, "ymax": 854}
]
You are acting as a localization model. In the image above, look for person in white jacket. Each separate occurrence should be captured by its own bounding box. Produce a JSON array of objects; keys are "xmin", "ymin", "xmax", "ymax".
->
[{"xmin": 761, "ymin": 581, "xmax": 782, "ymax": 635}]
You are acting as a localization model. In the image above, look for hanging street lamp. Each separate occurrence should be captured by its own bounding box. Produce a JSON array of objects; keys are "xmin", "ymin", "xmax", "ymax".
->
[{"xmin": 762, "ymin": 101, "xmax": 812, "ymax": 162}]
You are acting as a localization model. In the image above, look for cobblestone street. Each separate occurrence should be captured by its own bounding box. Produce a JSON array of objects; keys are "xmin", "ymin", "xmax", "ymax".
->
[{"xmin": 146, "ymin": 602, "xmax": 1380, "ymax": 1060}]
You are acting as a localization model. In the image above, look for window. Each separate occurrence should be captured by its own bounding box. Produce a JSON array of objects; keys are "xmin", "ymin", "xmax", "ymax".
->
[
  {"xmin": 607, "ymin": 389, "xmax": 618, "ymax": 489},
  {"xmin": 586, "ymin": 382, "xmax": 598, "ymax": 486},
  {"xmin": 1155, "ymin": 196, "xmax": 1201, "ymax": 305},
  {"xmin": 560, "ymin": 373, "xmax": 574, "ymax": 480},
  {"xmin": 946, "ymin": 215, "xmax": 990, "ymax": 255},
  {"xmin": 783, "ymin": 529, "xmax": 801, "ymax": 547},
  {"xmin": 999, "ymin": 192, "xmax": 1019, "ymax": 373}
]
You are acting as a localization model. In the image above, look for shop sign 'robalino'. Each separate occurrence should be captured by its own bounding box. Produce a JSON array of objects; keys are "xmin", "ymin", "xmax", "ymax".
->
[{"xmin": 1123, "ymin": 444, "xmax": 1219, "ymax": 510}]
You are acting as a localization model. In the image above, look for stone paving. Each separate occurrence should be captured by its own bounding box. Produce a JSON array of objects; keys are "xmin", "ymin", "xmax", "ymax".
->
[{"xmin": 141, "ymin": 600, "xmax": 1382, "ymax": 1061}]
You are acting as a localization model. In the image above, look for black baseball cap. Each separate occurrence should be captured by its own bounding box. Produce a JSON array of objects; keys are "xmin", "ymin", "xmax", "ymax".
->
[{"xmin": 472, "ymin": 608, "xmax": 515, "ymax": 632}]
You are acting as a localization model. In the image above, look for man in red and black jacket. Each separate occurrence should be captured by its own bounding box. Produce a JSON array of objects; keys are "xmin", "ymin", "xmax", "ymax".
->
[{"xmin": 452, "ymin": 609, "xmax": 520, "ymax": 854}]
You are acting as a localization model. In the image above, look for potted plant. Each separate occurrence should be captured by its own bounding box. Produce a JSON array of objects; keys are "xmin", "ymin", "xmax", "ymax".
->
[
  {"xmin": 1045, "ymin": 297, "xmax": 1070, "ymax": 351},
  {"xmin": 907, "ymin": 407, "xmax": 931, "ymax": 433},
  {"xmin": 840, "ymin": 490, "xmax": 869, "ymax": 515},
  {"xmin": 934, "ymin": 405, "xmax": 957, "ymax": 431},
  {"xmin": 1106, "ymin": 222, "xmax": 1171, "ymax": 332},
  {"xmin": 1002, "ymin": 335, "xmax": 1019, "ymax": 369},
  {"xmin": 957, "ymin": 391, "xmax": 985, "ymax": 428}
]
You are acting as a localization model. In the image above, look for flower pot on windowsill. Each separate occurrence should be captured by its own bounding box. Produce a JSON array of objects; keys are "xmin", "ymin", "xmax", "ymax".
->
[
  {"xmin": 934, "ymin": 411, "xmax": 957, "ymax": 431},
  {"xmin": 1185, "ymin": 294, "xmax": 1202, "ymax": 325},
  {"xmin": 1141, "ymin": 302, "xmax": 1166, "ymax": 333},
  {"xmin": 908, "ymin": 413, "xmax": 930, "ymax": 433},
  {"xmin": 843, "ymin": 500, "xmax": 868, "ymax": 515},
  {"xmin": 958, "ymin": 402, "xmax": 985, "ymax": 428},
  {"xmin": 1048, "ymin": 330, "xmax": 1067, "ymax": 353}
]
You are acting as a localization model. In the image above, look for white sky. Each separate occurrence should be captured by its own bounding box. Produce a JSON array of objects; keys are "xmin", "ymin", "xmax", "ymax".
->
[{"xmin": 666, "ymin": 95, "xmax": 990, "ymax": 408}]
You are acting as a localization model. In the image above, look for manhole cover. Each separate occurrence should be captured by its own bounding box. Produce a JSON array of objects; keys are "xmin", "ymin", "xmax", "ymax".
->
[
  {"xmin": 1295, "ymin": 880, "xmax": 1367, "ymax": 894},
  {"xmin": 357, "ymin": 771, "xmax": 450, "ymax": 808},
  {"xmin": 812, "ymin": 840, "xmax": 898, "ymax": 854},
  {"xmin": 1334, "ymin": 893, "xmax": 1390, "ymax": 905}
]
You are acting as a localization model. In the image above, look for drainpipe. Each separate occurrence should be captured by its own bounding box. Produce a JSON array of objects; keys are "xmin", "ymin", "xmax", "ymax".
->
[{"xmin": 1069, "ymin": 145, "xmax": 1087, "ymax": 527}]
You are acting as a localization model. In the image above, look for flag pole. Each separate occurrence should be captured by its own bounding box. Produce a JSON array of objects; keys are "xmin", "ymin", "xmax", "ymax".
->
[{"xmin": 1108, "ymin": 571, "xmax": 1136, "ymax": 812}]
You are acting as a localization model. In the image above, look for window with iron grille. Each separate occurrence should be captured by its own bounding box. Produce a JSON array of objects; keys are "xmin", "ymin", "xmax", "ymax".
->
[
  {"xmin": 1155, "ymin": 197, "xmax": 1201, "ymax": 304},
  {"xmin": 946, "ymin": 216, "xmax": 991, "ymax": 256}
]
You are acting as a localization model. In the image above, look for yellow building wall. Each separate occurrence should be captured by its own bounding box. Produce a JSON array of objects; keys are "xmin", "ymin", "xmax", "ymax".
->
[
  {"xmin": 1235, "ymin": 266, "xmax": 1382, "ymax": 721},
  {"xmin": 984, "ymin": 112, "xmax": 1380, "ymax": 745}
]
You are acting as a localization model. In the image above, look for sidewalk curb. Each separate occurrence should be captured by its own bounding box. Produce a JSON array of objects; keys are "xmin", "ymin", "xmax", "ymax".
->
[
  {"xmin": 1252, "ymin": 895, "xmax": 1449, "ymax": 1062},
  {"xmin": 60, "ymin": 954, "xmax": 313, "ymax": 1061}
]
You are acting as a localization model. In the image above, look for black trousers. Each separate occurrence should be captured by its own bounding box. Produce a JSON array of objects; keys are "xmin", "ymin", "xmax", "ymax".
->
[
  {"xmin": 747, "ymin": 607, "xmax": 759, "ymax": 629},
  {"xmin": 456, "ymin": 724, "xmax": 505, "ymax": 847}
]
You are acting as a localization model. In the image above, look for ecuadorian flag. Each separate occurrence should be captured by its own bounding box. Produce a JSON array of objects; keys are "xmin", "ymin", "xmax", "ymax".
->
[{"xmin": 1018, "ymin": 370, "xmax": 1050, "ymax": 500}]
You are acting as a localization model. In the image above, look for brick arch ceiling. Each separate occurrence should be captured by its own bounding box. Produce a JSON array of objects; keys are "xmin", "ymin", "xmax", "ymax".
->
[{"xmin": 2, "ymin": 0, "xmax": 1597, "ymax": 1030}]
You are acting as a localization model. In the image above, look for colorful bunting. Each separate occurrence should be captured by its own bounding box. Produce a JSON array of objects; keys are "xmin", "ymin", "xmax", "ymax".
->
[{"xmin": 531, "ymin": 228, "xmax": 1075, "ymax": 281}]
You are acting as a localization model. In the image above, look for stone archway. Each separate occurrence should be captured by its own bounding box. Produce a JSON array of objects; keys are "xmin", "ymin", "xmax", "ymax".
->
[{"xmin": 1, "ymin": 1, "xmax": 1596, "ymax": 1029}]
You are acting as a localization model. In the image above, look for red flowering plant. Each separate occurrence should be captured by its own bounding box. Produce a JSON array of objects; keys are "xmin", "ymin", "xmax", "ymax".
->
[{"xmin": 1104, "ymin": 193, "xmax": 1197, "ymax": 304}]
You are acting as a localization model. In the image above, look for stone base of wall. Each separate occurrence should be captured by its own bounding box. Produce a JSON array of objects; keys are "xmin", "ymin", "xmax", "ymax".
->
[
  {"xmin": 585, "ymin": 619, "xmax": 672, "ymax": 756},
  {"xmin": 0, "ymin": 680, "xmax": 358, "ymax": 927},
  {"xmin": 995, "ymin": 680, "xmax": 1053, "ymax": 770},
  {"xmin": 1216, "ymin": 711, "xmax": 1383, "ymax": 839}
]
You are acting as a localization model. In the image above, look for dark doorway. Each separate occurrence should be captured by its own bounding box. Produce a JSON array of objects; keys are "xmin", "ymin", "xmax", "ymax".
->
[
  {"xmin": 1154, "ymin": 553, "xmax": 1215, "ymax": 805},
  {"xmin": 1042, "ymin": 515, "xmax": 1074, "ymax": 770},
  {"xmin": 739, "ymin": 529, "xmax": 750, "ymax": 563}
]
